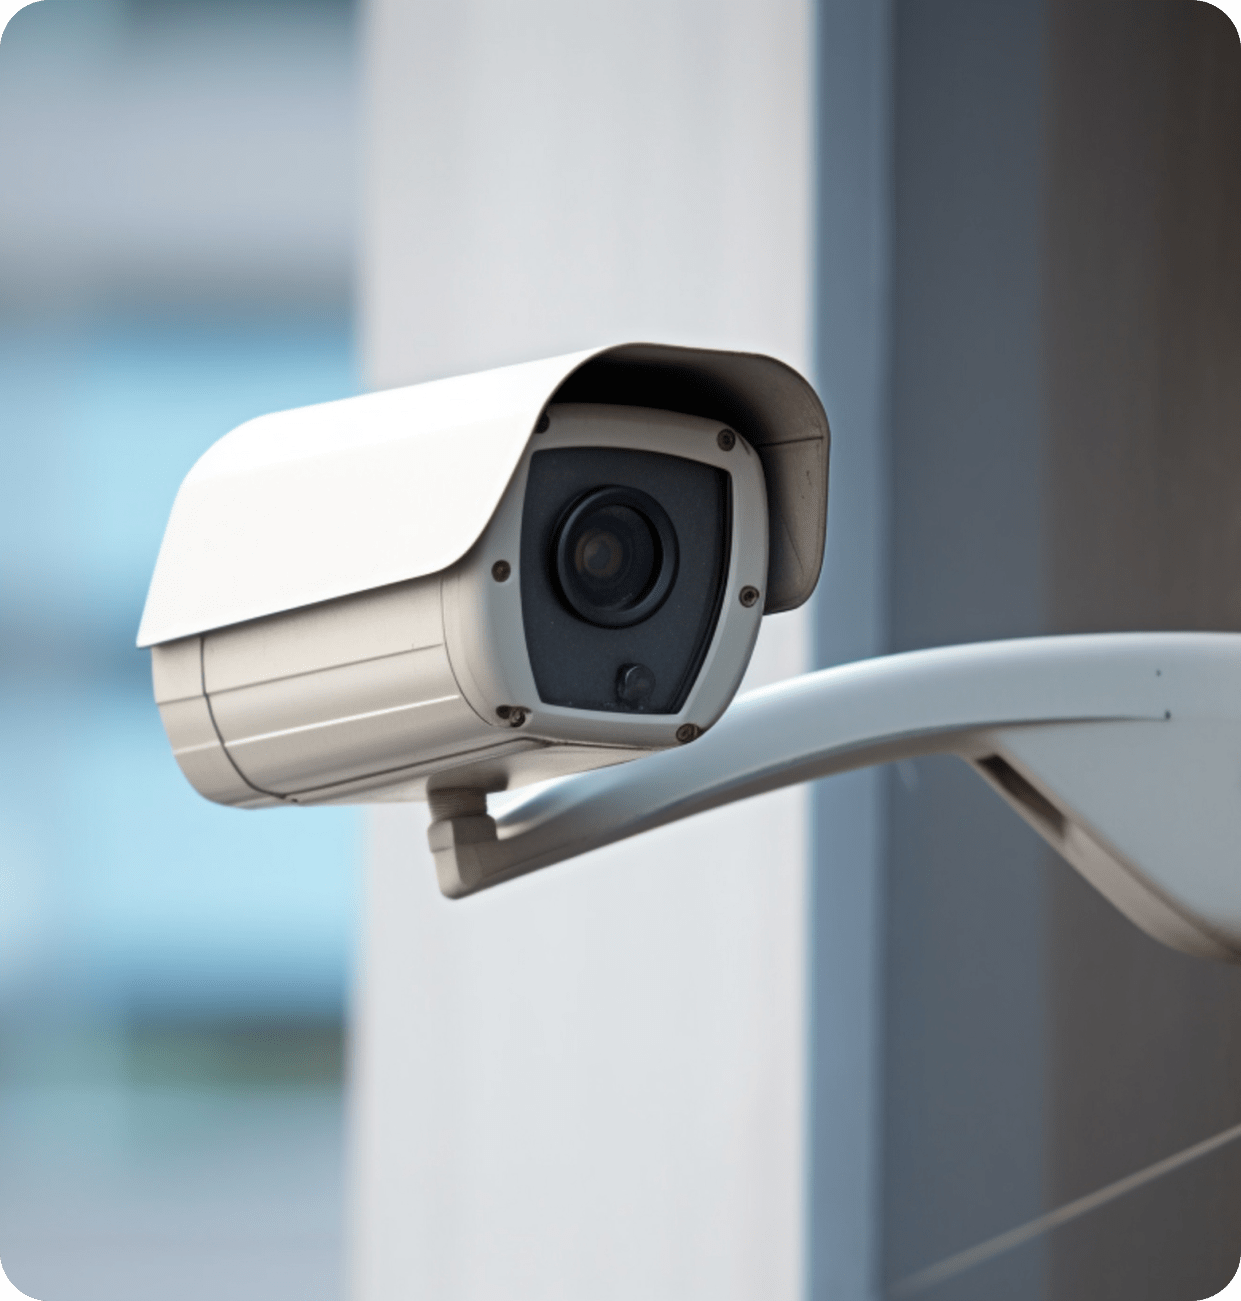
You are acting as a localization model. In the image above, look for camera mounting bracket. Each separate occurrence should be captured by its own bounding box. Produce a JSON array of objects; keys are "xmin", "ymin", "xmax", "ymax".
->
[{"xmin": 427, "ymin": 632, "xmax": 1241, "ymax": 963}]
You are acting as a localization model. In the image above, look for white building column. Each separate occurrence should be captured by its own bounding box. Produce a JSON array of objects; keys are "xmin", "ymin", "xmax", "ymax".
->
[{"xmin": 350, "ymin": 4, "xmax": 814, "ymax": 1298}]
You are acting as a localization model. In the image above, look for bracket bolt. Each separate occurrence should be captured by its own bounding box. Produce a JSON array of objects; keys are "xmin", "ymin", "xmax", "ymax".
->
[{"xmin": 740, "ymin": 586, "xmax": 760, "ymax": 608}]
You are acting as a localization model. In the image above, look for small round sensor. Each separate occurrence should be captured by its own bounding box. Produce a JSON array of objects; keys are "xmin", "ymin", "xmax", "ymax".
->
[{"xmin": 616, "ymin": 663, "xmax": 656, "ymax": 707}]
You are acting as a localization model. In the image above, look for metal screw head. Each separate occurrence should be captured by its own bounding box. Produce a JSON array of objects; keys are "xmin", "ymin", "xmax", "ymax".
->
[
  {"xmin": 739, "ymin": 585, "xmax": 760, "ymax": 608},
  {"xmin": 492, "ymin": 560, "xmax": 511, "ymax": 582},
  {"xmin": 507, "ymin": 708, "xmax": 527, "ymax": 728},
  {"xmin": 675, "ymin": 723, "xmax": 700, "ymax": 744},
  {"xmin": 717, "ymin": 429, "xmax": 736, "ymax": 452}
]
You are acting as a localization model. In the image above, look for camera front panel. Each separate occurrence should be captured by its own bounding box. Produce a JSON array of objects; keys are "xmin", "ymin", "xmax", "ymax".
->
[{"xmin": 520, "ymin": 445, "xmax": 731, "ymax": 715}]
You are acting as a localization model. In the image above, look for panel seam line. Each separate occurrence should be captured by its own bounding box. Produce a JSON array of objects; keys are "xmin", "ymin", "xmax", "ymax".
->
[{"xmin": 223, "ymin": 695, "xmax": 461, "ymax": 748}]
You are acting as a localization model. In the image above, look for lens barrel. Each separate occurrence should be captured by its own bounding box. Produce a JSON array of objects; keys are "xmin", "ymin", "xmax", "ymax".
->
[{"xmin": 552, "ymin": 486, "xmax": 678, "ymax": 628}]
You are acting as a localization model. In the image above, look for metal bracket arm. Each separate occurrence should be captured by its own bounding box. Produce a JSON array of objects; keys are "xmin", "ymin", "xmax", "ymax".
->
[{"xmin": 427, "ymin": 633, "xmax": 1241, "ymax": 962}]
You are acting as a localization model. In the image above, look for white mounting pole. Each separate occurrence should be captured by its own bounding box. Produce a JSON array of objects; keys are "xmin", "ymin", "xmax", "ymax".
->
[{"xmin": 431, "ymin": 632, "xmax": 1241, "ymax": 962}]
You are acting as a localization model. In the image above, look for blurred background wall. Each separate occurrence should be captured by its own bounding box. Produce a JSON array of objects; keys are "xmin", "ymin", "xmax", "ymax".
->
[{"xmin": 0, "ymin": 2, "xmax": 361, "ymax": 1298}]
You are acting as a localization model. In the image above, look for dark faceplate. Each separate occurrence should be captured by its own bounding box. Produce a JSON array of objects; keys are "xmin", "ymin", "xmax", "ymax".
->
[{"xmin": 520, "ymin": 447, "xmax": 731, "ymax": 715}]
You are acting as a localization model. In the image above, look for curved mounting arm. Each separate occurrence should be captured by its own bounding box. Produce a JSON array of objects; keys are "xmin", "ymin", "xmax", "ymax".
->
[{"xmin": 428, "ymin": 633, "xmax": 1241, "ymax": 962}]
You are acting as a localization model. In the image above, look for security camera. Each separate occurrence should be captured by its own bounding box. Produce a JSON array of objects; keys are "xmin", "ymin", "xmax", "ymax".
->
[
  {"xmin": 138, "ymin": 343, "xmax": 831, "ymax": 854},
  {"xmin": 137, "ymin": 344, "xmax": 1241, "ymax": 940}
]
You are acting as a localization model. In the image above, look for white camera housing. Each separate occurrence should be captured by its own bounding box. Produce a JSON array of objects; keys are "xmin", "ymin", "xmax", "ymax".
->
[{"xmin": 138, "ymin": 343, "xmax": 830, "ymax": 810}]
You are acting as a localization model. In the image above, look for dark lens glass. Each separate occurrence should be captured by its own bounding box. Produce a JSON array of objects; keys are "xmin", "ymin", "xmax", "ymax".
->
[
  {"xmin": 570, "ymin": 505, "xmax": 657, "ymax": 608},
  {"xmin": 553, "ymin": 487, "xmax": 678, "ymax": 628}
]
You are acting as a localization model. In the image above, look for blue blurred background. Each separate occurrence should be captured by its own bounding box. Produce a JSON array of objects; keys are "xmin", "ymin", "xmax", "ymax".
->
[{"xmin": 0, "ymin": 2, "xmax": 359, "ymax": 1297}]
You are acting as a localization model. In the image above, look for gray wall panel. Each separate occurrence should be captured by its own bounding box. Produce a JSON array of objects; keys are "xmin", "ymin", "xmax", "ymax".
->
[
  {"xmin": 871, "ymin": 2, "xmax": 1241, "ymax": 1297},
  {"xmin": 882, "ymin": 2, "xmax": 1048, "ymax": 1296}
]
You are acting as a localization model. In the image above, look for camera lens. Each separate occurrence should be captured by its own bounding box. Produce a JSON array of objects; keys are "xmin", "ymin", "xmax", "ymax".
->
[{"xmin": 553, "ymin": 487, "xmax": 678, "ymax": 628}]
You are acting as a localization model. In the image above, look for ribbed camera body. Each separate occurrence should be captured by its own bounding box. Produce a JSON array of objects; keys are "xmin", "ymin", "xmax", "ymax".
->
[
  {"xmin": 140, "ymin": 342, "xmax": 831, "ymax": 810},
  {"xmin": 152, "ymin": 404, "xmax": 770, "ymax": 807}
]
